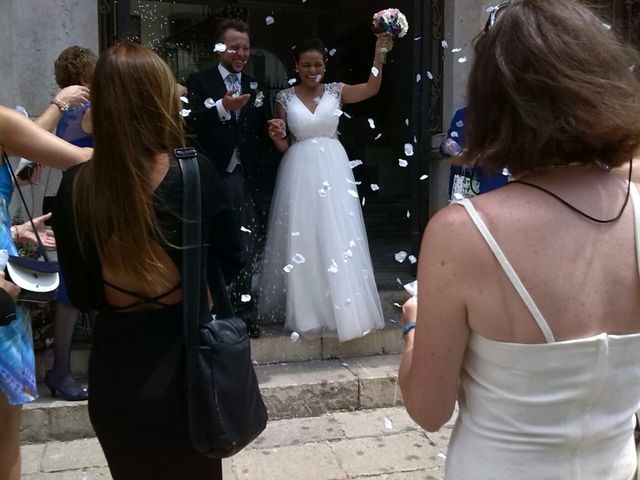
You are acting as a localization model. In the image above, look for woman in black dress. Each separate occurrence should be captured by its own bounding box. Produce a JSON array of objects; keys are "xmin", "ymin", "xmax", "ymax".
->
[{"xmin": 52, "ymin": 42, "xmax": 243, "ymax": 479}]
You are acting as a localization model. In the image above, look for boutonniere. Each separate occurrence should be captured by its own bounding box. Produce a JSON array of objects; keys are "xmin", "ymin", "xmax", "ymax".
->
[{"xmin": 254, "ymin": 91, "xmax": 265, "ymax": 108}]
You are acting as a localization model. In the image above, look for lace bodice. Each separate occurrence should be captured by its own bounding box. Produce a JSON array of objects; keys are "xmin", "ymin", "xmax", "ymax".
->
[{"xmin": 276, "ymin": 83, "xmax": 344, "ymax": 143}]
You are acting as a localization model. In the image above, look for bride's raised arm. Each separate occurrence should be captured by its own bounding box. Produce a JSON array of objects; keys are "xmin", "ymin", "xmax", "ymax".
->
[{"xmin": 341, "ymin": 34, "xmax": 393, "ymax": 105}]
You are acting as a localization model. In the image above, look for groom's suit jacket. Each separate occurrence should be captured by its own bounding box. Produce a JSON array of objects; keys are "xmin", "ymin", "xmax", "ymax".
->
[{"xmin": 186, "ymin": 66, "xmax": 274, "ymax": 202}]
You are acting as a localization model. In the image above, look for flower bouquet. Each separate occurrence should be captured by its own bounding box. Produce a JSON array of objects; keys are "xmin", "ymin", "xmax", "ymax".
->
[{"xmin": 372, "ymin": 8, "xmax": 409, "ymax": 64}]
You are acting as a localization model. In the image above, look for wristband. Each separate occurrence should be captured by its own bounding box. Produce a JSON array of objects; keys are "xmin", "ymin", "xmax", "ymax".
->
[
  {"xmin": 402, "ymin": 320, "xmax": 416, "ymax": 337},
  {"xmin": 51, "ymin": 99, "xmax": 69, "ymax": 112}
]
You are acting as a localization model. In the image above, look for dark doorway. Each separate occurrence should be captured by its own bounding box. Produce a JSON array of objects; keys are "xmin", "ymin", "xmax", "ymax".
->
[{"xmin": 100, "ymin": 0, "xmax": 443, "ymax": 289}]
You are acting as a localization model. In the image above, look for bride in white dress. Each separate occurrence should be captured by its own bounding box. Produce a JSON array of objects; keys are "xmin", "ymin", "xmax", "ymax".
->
[{"xmin": 258, "ymin": 36, "xmax": 393, "ymax": 342}]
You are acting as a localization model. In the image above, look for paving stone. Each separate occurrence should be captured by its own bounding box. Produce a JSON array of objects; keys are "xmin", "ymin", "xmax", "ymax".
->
[
  {"xmin": 258, "ymin": 360, "xmax": 359, "ymax": 419},
  {"xmin": 22, "ymin": 467, "xmax": 112, "ymax": 479},
  {"xmin": 21, "ymin": 443, "xmax": 45, "ymax": 475},
  {"xmin": 251, "ymin": 325, "xmax": 323, "ymax": 364},
  {"xmin": 333, "ymin": 407, "xmax": 420, "ymax": 439},
  {"xmin": 21, "ymin": 407, "xmax": 50, "ymax": 443},
  {"xmin": 48, "ymin": 404, "xmax": 94, "ymax": 441},
  {"xmin": 232, "ymin": 443, "xmax": 345, "ymax": 480},
  {"xmin": 222, "ymin": 459, "xmax": 235, "ymax": 480},
  {"xmin": 345, "ymin": 355, "xmax": 403, "ymax": 409},
  {"xmin": 41, "ymin": 438, "xmax": 107, "ymax": 473},
  {"xmin": 353, "ymin": 470, "xmax": 442, "ymax": 480},
  {"xmin": 330, "ymin": 431, "xmax": 439, "ymax": 478},
  {"xmin": 250, "ymin": 414, "xmax": 344, "ymax": 450}
]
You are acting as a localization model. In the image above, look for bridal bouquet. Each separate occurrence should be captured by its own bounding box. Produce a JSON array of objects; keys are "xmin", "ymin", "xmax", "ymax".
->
[{"xmin": 372, "ymin": 8, "xmax": 409, "ymax": 64}]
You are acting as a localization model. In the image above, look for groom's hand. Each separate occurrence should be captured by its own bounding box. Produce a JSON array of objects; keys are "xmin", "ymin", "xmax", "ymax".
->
[{"xmin": 221, "ymin": 89, "xmax": 251, "ymax": 112}]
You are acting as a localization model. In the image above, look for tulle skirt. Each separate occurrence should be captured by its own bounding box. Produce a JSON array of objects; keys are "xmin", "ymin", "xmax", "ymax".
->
[{"xmin": 258, "ymin": 137, "xmax": 384, "ymax": 342}]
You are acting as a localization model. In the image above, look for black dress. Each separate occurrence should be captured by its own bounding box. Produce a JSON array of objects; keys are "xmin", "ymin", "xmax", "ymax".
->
[{"xmin": 52, "ymin": 154, "xmax": 243, "ymax": 480}]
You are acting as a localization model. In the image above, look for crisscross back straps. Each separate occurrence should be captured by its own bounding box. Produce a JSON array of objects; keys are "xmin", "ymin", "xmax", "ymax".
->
[{"xmin": 457, "ymin": 198, "xmax": 556, "ymax": 343}]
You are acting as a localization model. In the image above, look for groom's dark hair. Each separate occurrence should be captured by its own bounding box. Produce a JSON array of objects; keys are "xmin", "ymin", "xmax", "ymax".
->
[{"xmin": 215, "ymin": 18, "xmax": 250, "ymax": 42}]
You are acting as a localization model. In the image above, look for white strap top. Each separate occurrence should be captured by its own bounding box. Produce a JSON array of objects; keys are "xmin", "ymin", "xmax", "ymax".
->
[{"xmin": 457, "ymin": 182, "xmax": 640, "ymax": 344}]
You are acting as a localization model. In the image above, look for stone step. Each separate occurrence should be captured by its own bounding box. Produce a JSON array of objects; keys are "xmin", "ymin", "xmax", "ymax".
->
[
  {"xmin": 21, "ymin": 354, "xmax": 403, "ymax": 444},
  {"xmin": 35, "ymin": 289, "xmax": 408, "ymax": 382}
]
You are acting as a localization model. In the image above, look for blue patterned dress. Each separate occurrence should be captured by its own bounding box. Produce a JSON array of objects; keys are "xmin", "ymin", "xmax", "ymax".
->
[{"xmin": 0, "ymin": 161, "xmax": 37, "ymax": 405}]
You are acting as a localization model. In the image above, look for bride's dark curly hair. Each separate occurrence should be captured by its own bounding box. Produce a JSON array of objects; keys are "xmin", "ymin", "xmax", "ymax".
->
[
  {"xmin": 465, "ymin": 0, "xmax": 640, "ymax": 175},
  {"xmin": 293, "ymin": 39, "xmax": 328, "ymax": 63}
]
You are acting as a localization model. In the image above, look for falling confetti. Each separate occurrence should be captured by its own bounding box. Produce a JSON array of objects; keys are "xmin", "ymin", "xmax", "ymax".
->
[
  {"xmin": 204, "ymin": 97, "xmax": 215, "ymax": 109},
  {"xmin": 333, "ymin": 109, "xmax": 344, "ymax": 117},
  {"xmin": 254, "ymin": 91, "xmax": 264, "ymax": 108},
  {"xmin": 362, "ymin": 197, "xmax": 366, "ymax": 206},
  {"xmin": 456, "ymin": 120, "xmax": 464, "ymax": 128},
  {"xmin": 318, "ymin": 189, "xmax": 328, "ymax": 198},
  {"xmin": 409, "ymin": 255, "xmax": 417, "ymax": 264},
  {"xmin": 396, "ymin": 278, "xmax": 403, "ymax": 286},
  {"xmin": 371, "ymin": 66, "xmax": 380, "ymax": 77},
  {"xmin": 291, "ymin": 231, "xmax": 301, "ymax": 236},
  {"xmin": 438, "ymin": 453, "xmax": 447, "ymax": 460},
  {"xmin": 394, "ymin": 303, "xmax": 402, "ymax": 308},
  {"xmin": 502, "ymin": 168, "xmax": 511, "ymax": 176},
  {"xmin": 328, "ymin": 259, "xmax": 339, "ymax": 274},
  {"xmin": 265, "ymin": 15, "xmax": 275, "ymax": 25},
  {"xmin": 329, "ymin": 48, "xmax": 337, "ymax": 56},
  {"xmin": 374, "ymin": 133, "xmax": 382, "ymax": 140},
  {"xmin": 292, "ymin": 253, "xmax": 306, "ymax": 264},
  {"xmin": 398, "ymin": 159, "xmax": 408, "ymax": 167},
  {"xmin": 341, "ymin": 362, "xmax": 349, "ymax": 367},
  {"xmin": 406, "ymin": 210, "xmax": 411, "ymax": 218},
  {"xmin": 370, "ymin": 184, "xmax": 380, "ymax": 191},
  {"xmin": 404, "ymin": 143, "xmax": 414, "ymax": 156},
  {"xmin": 240, "ymin": 226, "xmax": 252, "ymax": 233},
  {"xmin": 241, "ymin": 294, "xmax": 252, "ymax": 303},
  {"xmin": 395, "ymin": 251, "xmax": 408, "ymax": 263},
  {"xmin": 451, "ymin": 131, "xmax": 459, "ymax": 138},
  {"xmin": 342, "ymin": 249, "xmax": 353, "ymax": 262},
  {"xmin": 315, "ymin": 74, "xmax": 322, "ymax": 82},
  {"xmin": 214, "ymin": 43, "xmax": 227, "ymax": 53},
  {"xmin": 283, "ymin": 264, "xmax": 294, "ymax": 273},
  {"xmin": 313, "ymin": 96, "xmax": 321, "ymax": 104},
  {"xmin": 180, "ymin": 96, "xmax": 189, "ymax": 103},
  {"xmin": 180, "ymin": 109, "xmax": 191, "ymax": 117},
  {"xmin": 349, "ymin": 240, "xmax": 356, "ymax": 247},
  {"xmin": 349, "ymin": 160, "xmax": 363, "ymax": 168},
  {"xmin": 367, "ymin": 118, "xmax": 376, "ymax": 129},
  {"xmin": 416, "ymin": 73, "xmax": 422, "ymax": 83},
  {"xmin": 458, "ymin": 57, "xmax": 468, "ymax": 63},
  {"xmin": 420, "ymin": 174, "xmax": 429, "ymax": 181},
  {"xmin": 602, "ymin": 22, "xmax": 612, "ymax": 30},
  {"xmin": 414, "ymin": 36, "xmax": 422, "ymax": 41},
  {"xmin": 343, "ymin": 112, "xmax": 352, "ymax": 119},
  {"xmin": 290, "ymin": 331, "xmax": 300, "ymax": 342},
  {"xmin": 347, "ymin": 189, "xmax": 359, "ymax": 198},
  {"xmin": 288, "ymin": 78, "xmax": 297, "ymax": 85},
  {"xmin": 384, "ymin": 417, "xmax": 394, "ymax": 430},
  {"xmin": 427, "ymin": 71, "xmax": 434, "ymax": 80},
  {"xmin": 405, "ymin": 118, "xmax": 409, "ymax": 126},
  {"xmin": 250, "ymin": 81, "xmax": 258, "ymax": 90}
]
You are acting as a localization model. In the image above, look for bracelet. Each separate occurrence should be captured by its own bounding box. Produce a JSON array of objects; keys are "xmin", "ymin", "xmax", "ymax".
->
[
  {"xmin": 402, "ymin": 320, "xmax": 416, "ymax": 337},
  {"xmin": 50, "ymin": 99, "xmax": 69, "ymax": 112},
  {"xmin": 11, "ymin": 225, "xmax": 19, "ymax": 242}
]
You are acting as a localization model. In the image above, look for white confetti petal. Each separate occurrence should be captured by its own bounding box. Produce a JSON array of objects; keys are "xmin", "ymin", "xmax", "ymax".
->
[
  {"xmin": 458, "ymin": 56, "xmax": 468, "ymax": 63},
  {"xmin": 384, "ymin": 417, "xmax": 394, "ymax": 430},
  {"xmin": 416, "ymin": 73, "xmax": 422, "ymax": 83},
  {"xmin": 451, "ymin": 131, "xmax": 459, "ymax": 138},
  {"xmin": 342, "ymin": 249, "xmax": 353, "ymax": 262},
  {"xmin": 283, "ymin": 264, "xmax": 294, "ymax": 273},
  {"xmin": 456, "ymin": 120, "xmax": 464, "ymax": 128},
  {"xmin": 204, "ymin": 97, "xmax": 216, "ymax": 109},
  {"xmin": 404, "ymin": 143, "xmax": 414, "ymax": 156},
  {"xmin": 427, "ymin": 71, "xmax": 433, "ymax": 80},
  {"xmin": 420, "ymin": 174, "xmax": 429, "ymax": 180},
  {"xmin": 441, "ymin": 40, "xmax": 449, "ymax": 49},
  {"xmin": 265, "ymin": 15, "xmax": 275, "ymax": 25},
  {"xmin": 214, "ymin": 42, "xmax": 227, "ymax": 53},
  {"xmin": 180, "ymin": 96, "xmax": 189, "ymax": 103},
  {"xmin": 502, "ymin": 168, "xmax": 510, "ymax": 176},
  {"xmin": 370, "ymin": 184, "xmax": 380, "ymax": 191},
  {"xmin": 414, "ymin": 135, "xmax": 418, "ymax": 143},
  {"xmin": 291, "ymin": 231, "xmax": 301, "ymax": 236},
  {"xmin": 395, "ymin": 251, "xmax": 408, "ymax": 263},
  {"xmin": 288, "ymin": 78, "xmax": 297, "ymax": 85},
  {"xmin": 452, "ymin": 48, "xmax": 462, "ymax": 53},
  {"xmin": 371, "ymin": 66, "xmax": 380, "ymax": 77},
  {"xmin": 349, "ymin": 240, "xmax": 356, "ymax": 248},
  {"xmin": 318, "ymin": 188, "xmax": 327, "ymax": 198},
  {"xmin": 367, "ymin": 118, "xmax": 376, "ymax": 129},
  {"xmin": 438, "ymin": 453, "xmax": 447, "ymax": 460},
  {"xmin": 180, "ymin": 109, "xmax": 191, "ymax": 117},
  {"xmin": 315, "ymin": 74, "xmax": 322, "ymax": 82},
  {"xmin": 361, "ymin": 197, "xmax": 366, "ymax": 206},
  {"xmin": 333, "ymin": 109, "xmax": 344, "ymax": 117},
  {"xmin": 394, "ymin": 302, "xmax": 402, "ymax": 308},
  {"xmin": 329, "ymin": 48, "xmax": 337, "ymax": 56},
  {"xmin": 250, "ymin": 81, "xmax": 258, "ymax": 90},
  {"xmin": 328, "ymin": 259, "xmax": 339, "ymax": 274},
  {"xmin": 602, "ymin": 22, "xmax": 612, "ymax": 30},
  {"xmin": 341, "ymin": 361, "xmax": 349, "ymax": 367},
  {"xmin": 406, "ymin": 210, "xmax": 411, "ymax": 218},
  {"xmin": 405, "ymin": 118, "xmax": 409, "ymax": 126},
  {"xmin": 374, "ymin": 133, "xmax": 382, "ymax": 140},
  {"xmin": 413, "ymin": 36, "xmax": 422, "ymax": 41},
  {"xmin": 292, "ymin": 253, "xmax": 306, "ymax": 264},
  {"xmin": 409, "ymin": 255, "xmax": 418, "ymax": 264},
  {"xmin": 343, "ymin": 112, "xmax": 352, "ymax": 119},
  {"xmin": 349, "ymin": 159, "xmax": 363, "ymax": 169},
  {"xmin": 241, "ymin": 294, "xmax": 252, "ymax": 303},
  {"xmin": 290, "ymin": 331, "xmax": 300, "ymax": 342},
  {"xmin": 347, "ymin": 189, "xmax": 359, "ymax": 198},
  {"xmin": 396, "ymin": 277, "xmax": 403, "ymax": 286},
  {"xmin": 398, "ymin": 159, "xmax": 408, "ymax": 168},
  {"xmin": 240, "ymin": 226, "xmax": 252, "ymax": 233}
]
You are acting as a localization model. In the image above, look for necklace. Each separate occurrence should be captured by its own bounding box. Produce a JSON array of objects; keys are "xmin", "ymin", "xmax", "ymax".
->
[{"xmin": 511, "ymin": 161, "xmax": 632, "ymax": 224}]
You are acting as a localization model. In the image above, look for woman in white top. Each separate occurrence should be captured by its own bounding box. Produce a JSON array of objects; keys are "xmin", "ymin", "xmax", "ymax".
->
[{"xmin": 398, "ymin": 1, "xmax": 640, "ymax": 478}]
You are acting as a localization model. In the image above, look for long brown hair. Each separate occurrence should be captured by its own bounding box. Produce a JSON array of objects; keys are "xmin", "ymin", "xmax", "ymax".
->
[
  {"xmin": 465, "ymin": 0, "xmax": 640, "ymax": 175},
  {"xmin": 74, "ymin": 42, "xmax": 184, "ymax": 288}
]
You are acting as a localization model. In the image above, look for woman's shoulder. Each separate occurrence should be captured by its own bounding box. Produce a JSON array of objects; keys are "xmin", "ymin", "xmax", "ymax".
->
[
  {"xmin": 325, "ymin": 82, "xmax": 344, "ymax": 98},
  {"xmin": 276, "ymin": 87, "xmax": 295, "ymax": 106}
]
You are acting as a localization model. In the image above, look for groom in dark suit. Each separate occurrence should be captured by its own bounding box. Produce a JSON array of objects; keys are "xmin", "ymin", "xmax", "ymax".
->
[{"xmin": 187, "ymin": 18, "xmax": 273, "ymax": 337}]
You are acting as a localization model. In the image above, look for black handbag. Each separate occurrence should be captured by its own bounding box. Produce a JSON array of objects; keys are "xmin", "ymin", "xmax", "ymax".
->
[
  {"xmin": 177, "ymin": 147, "xmax": 268, "ymax": 459},
  {"xmin": 2, "ymin": 151, "xmax": 59, "ymax": 303}
]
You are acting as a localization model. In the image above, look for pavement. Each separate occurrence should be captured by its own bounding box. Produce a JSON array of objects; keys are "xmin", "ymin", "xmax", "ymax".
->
[{"xmin": 21, "ymin": 406, "xmax": 455, "ymax": 480}]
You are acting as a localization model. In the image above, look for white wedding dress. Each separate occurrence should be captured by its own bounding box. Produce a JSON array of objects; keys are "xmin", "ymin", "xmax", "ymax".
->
[{"xmin": 258, "ymin": 82, "xmax": 384, "ymax": 342}]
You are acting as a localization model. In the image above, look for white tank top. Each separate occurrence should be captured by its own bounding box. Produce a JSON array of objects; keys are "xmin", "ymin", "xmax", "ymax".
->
[{"xmin": 445, "ymin": 184, "xmax": 640, "ymax": 479}]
